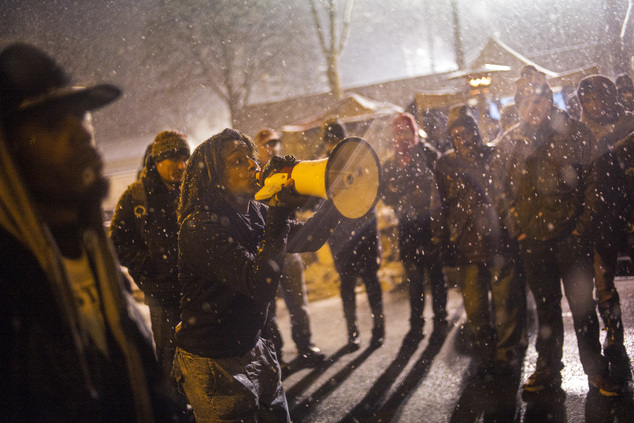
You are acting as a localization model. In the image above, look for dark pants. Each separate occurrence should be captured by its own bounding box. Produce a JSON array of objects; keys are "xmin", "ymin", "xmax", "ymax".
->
[
  {"xmin": 339, "ymin": 268, "xmax": 384, "ymax": 337},
  {"xmin": 262, "ymin": 254, "xmax": 314, "ymax": 359},
  {"xmin": 594, "ymin": 242, "xmax": 622, "ymax": 319},
  {"xmin": 520, "ymin": 235, "xmax": 606, "ymax": 376},
  {"xmin": 173, "ymin": 339, "xmax": 290, "ymax": 423},
  {"xmin": 399, "ymin": 218, "xmax": 448, "ymax": 331},
  {"xmin": 147, "ymin": 299, "xmax": 180, "ymax": 380},
  {"xmin": 403, "ymin": 259, "xmax": 448, "ymax": 331},
  {"xmin": 279, "ymin": 253, "xmax": 313, "ymax": 351}
]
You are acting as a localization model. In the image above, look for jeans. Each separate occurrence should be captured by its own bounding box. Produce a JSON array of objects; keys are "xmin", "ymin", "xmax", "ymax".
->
[
  {"xmin": 520, "ymin": 235, "xmax": 605, "ymax": 376},
  {"xmin": 458, "ymin": 259, "xmax": 525, "ymax": 364},
  {"xmin": 173, "ymin": 339, "xmax": 290, "ymax": 423},
  {"xmin": 147, "ymin": 299, "xmax": 180, "ymax": 380}
]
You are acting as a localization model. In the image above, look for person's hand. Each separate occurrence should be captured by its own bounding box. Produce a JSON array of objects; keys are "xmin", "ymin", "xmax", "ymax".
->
[{"xmin": 269, "ymin": 179, "xmax": 312, "ymax": 209}]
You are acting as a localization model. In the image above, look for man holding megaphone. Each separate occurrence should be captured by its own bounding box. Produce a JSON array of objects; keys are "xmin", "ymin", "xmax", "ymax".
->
[{"xmin": 174, "ymin": 128, "xmax": 345, "ymax": 422}]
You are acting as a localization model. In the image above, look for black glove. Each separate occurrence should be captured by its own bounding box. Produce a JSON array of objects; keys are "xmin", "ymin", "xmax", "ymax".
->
[{"xmin": 260, "ymin": 155, "xmax": 299, "ymax": 183}]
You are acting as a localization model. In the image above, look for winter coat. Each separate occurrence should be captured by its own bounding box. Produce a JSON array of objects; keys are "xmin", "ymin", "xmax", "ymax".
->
[
  {"xmin": 176, "ymin": 194, "xmax": 339, "ymax": 359},
  {"xmin": 110, "ymin": 159, "xmax": 181, "ymax": 306},
  {"xmin": 328, "ymin": 209, "xmax": 382, "ymax": 275},
  {"xmin": 583, "ymin": 109, "xmax": 634, "ymax": 242},
  {"xmin": 494, "ymin": 108, "xmax": 597, "ymax": 242},
  {"xmin": 381, "ymin": 141, "xmax": 442, "ymax": 261},
  {"xmin": 434, "ymin": 145, "xmax": 506, "ymax": 265},
  {"xmin": 381, "ymin": 141, "xmax": 440, "ymax": 222},
  {"xmin": 0, "ymin": 131, "xmax": 177, "ymax": 422}
]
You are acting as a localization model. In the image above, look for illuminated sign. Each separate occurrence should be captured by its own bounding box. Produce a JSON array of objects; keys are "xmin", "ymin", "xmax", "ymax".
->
[{"xmin": 468, "ymin": 76, "xmax": 492, "ymax": 87}]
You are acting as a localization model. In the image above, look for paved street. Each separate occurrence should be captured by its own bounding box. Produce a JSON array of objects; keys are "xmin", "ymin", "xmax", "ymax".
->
[{"xmin": 275, "ymin": 277, "xmax": 634, "ymax": 422}]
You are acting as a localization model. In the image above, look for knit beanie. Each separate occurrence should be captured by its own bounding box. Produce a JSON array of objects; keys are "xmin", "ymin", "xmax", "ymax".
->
[
  {"xmin": 152, "ymin": 130, "xmax": 191, "ymax": 162},
  {"xmin": 514, "ymin": 65, "xmax": 553, "ymax": 106},
  {"xmin": 391, "ymin": 112, "xmax": 418, "ymax": 135},
  {"xmin": 446, "ymin": 105, "xmax": 478, "ymax": 134}
]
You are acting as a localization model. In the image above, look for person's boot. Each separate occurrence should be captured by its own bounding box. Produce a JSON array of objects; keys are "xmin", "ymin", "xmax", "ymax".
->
[
  {"xmin": 346, "ymin": 321, "xmax": 360, "ymax": 352},
  {"xmin": 601, "ymin": 308, "xmax": 625, "ymax": 358},
  {"xmin": 370, "ymin": 314, "xmax": 385, "ymax": 348}
]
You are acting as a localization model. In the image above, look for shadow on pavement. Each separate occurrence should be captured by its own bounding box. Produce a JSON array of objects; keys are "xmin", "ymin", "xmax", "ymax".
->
[
  {"xmin": 284, "ymin": 345, "xmax": 352, "ymax": 399},
  {"xmin": 289, "ymin": 345, "xmax": 379, "ymax": 422},
  {"xmin": 584, "ymin": 387, "xmax": 634, "ymax": 423},
  {"xmin": 337, "ymin": 321, "xmax": 453, "ymax": 422},
  {"xmin": 522, "ymin": 386, "xmax": 567, "ymax": 423},
  {"xmin": 449, "ymin": 365, "xmax": 523, "ymax": 422}
]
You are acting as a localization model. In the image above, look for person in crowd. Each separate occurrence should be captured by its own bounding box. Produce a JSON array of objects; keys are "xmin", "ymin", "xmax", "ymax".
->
[
  {"xmin": 319, "ymin": 119, "xmax": 385, "ymax": 350},
  {"xmin": 110, "ymin": 131, "xmax": 190, "ymax": 392},
  {"xmin": 382, "ymin": 112, "xmax": 448, "ymax": 348},
  {"xmin": 253, "ymin": 128, "xmax": 325, "ymax": 365},
  {"xmin": 499, "ymin": 103, "xmax": 520, "ymax": 135},
  {"xmin": 577, "ymin": 75, "xmax": 634, "ymax": 379},
  {"xmin": 421, "ymin": 108, "xmax": 452, "ymax": 153},
  {"xmin": 615, "ymin": 73, "xmax": 634, "ymax": 113},
  {"xmin": 0, "ymin": 42, "xmax": 180, "ymax": 422},
  {"xmin": 172, "ymin": 128, "xmax": 340, "ymax": 422},
  {"xmin": 434, "ymin": 105, "xmax": 526, "ymax": 377},
  {"xmin": 495, "ymin": 65, "xmax": 620, "ymax": 396}
]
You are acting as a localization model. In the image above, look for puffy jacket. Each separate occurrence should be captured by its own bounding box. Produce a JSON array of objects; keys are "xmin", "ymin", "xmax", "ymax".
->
[{"xmin": 110, "ymin": 158, "xmax": 181, "ymax": 305}]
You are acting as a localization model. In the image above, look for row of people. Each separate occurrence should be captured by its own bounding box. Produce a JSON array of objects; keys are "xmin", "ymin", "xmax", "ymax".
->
[{"xmin": 3, "ymin": 40, "xmax": 632, "ymax": 422}]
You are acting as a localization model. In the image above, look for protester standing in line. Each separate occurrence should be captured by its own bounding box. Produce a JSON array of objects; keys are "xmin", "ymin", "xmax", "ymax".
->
[
  {"xmin": 173, "ymin": 128, "xmax": 340, "ymax": 422},
  {"xmin": 0, "ymin": 42, "xmax": 180, "ymax": 422},
  {"xmin": 435, "ymin": 105, "xmax": 526, "ymax": 376},
  {"xmin": 495, "ymin": 65, "xmax": 620, "ymax": 396},
  {"xmin": 110, "ymin": 131, "xmax": 190, "ymax": 392},
  {"xmin": 382, "ymin": 112, "xmax": 448, "ymax": 348},
  {"xmin": 254, "ymin": 128, "xmax": 326, "ymax": 366},
  {"xmin": 577, "ymin": 75, "xmax": 634, "ymax": 381},
  {"xmin": 319, "ymin": 119, "xmax": 385, "ymax": 350}
]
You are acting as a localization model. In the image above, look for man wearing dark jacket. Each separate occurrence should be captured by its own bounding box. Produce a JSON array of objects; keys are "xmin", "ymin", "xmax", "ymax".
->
[
  {"xmin": 382, "ymin": 113, "xmax": 448, "ymax": 348},
  {"xmin": 435, "ymin": 105, "xmax": 525, "ymax": 376},
  {"xmin": 110, "ymin": 130, "xmax": 190, "ymax": 383},
  {"xmin": 173, "ymin": 129, "xmax": 340, "ymax": 422},
  {"xmin": 496, "ymin": 66, "xmax": 619, "ymax": 396},
  {"xmin": 577, "ymin": 75, "xmax": 634, "ymax": 379},
  {"xmin": 0, "ymin": 42, "xmax": 179, "ymax": 422}
]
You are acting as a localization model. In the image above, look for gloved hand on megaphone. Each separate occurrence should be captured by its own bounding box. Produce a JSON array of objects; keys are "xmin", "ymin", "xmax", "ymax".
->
[{"xmin": 256, "ymin": 155, "xmax": 313, "ymax": 208}]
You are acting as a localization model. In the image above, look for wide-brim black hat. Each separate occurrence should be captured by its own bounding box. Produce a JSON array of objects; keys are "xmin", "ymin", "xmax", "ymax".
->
[{"xmin": 0, "ymin": 42, "xmax": 120, "ymax": 117}]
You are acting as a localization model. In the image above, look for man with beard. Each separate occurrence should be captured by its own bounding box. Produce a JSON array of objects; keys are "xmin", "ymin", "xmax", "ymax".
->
[
  {"xmin": 0, "ymin": 42, "xmax": 179, "ymax": 421},
  {"xmin": 495, "ymin": 65, "xmax": 620, "ymax": 396},
  {"xmin": 110, "ymin": 130, "xmax": 190, "ymax": 390}
]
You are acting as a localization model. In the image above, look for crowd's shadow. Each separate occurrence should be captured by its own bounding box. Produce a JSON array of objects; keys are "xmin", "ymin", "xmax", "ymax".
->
[
  {"xmin": 584, "ymin": 387, "xmax": 634, "ymax": 423},
  {"xmin": 289, "ymin": 344, "xmax": 379, "ymax": 422},
  {"xmin": 521, "ymin": 386, "xmax": 568, "ymax": 423},
  {"xmin": 338, "ymin": 311, "xmax": 460, "ymax": 423},
  {"xmin": 449, "ymin": 362, "xmax": 524, "ymax": 423}
]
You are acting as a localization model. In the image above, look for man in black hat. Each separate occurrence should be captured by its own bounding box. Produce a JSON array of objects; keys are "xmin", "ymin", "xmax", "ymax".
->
[
  {"xmin": 0, "ymin": 42, "xmax": 178, "ymax": 422},
  {"xmin": 110, "ymin": 130, "xmax": 190, "ymax": 386}
]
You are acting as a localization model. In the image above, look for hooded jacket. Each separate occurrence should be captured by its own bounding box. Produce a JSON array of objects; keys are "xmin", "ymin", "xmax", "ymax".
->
[
  {"xmin": 435, "ymin": 144, "xmax": 507, "ymax": 264},
  {"xmin": 0, "ymin": 128, "xmax": 175, "ymax": 421},
  {"xmin": 110, "ymin": 155, "xmax": 181, "ymax": 306},
  {"xmin": 175, "ymin": 137, "xmax": 340, "ymax": 358}
]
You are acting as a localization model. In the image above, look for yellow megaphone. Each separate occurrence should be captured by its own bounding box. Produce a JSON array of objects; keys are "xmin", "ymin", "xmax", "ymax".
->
[{"xmin": 255, "ymin": 137, "xmax": 381, "ymax": 219}]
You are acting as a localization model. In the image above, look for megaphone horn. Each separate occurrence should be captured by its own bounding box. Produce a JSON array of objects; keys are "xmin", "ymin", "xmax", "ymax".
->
[{"xmin": 255, "ymin": 137, "xmax": 381, "ymax": 219}]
